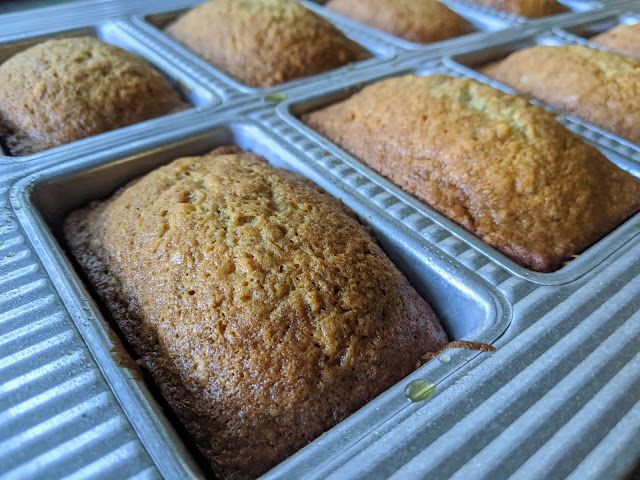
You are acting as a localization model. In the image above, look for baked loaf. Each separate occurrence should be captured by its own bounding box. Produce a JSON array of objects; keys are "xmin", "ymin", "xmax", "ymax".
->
[
  {"xmin": 0, "ymin": 37, "xmax": 185, "ymax": 155},
  {"xmin": 167, "ymin": 0, "xmax": 368, "ymax": 87},
  {"xmin": 591, "ymin": 23, "xmax": 640, "ymax": 60},
  {"xmin": 482, "ymin": 45, "xmax": 640, "ymax": 145},
  {"xmin": 64, "ymin": 147, "xmax": 447, "ymax": 479},
  {"xmin": 304, "ymin": 74, "xmax": 640, "ymax": 272},
  {"xmin": 325, "ymin": 0, "xmax": 472, "ymax": 44},
  {"xmin": 467, "ymin": 0, "xmax": 565, "ymax": 17}
]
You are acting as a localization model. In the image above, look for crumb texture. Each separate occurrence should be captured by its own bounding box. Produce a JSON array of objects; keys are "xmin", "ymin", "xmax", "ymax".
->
[
  {"xmin": 0, "ymin": 36, "xmax": 185, "ymax": 155},
  {"xmin": 304, "ymin": 74, "xmax": 640, "ymax": 272},
  {"xmin": 482, "ymin": 45, "xmax": 640, "ymax": 145},
  {"xmin": 326, "ymin": 0, "xmax": 472, "ymax": 44},
  {"xmin": 467, "ymin": 0, "xmax": 565, "ymax": 17},
  {"xmin": 166, "ymin": 0, "xmax": 368, "ymax": 87},
  {"xmin": 64, "ymin": 148, "xmax": 447, "ymax": 479},
  {"xmin": 592, "ymin": 23, "xmax": 640, "ymax": 60}
]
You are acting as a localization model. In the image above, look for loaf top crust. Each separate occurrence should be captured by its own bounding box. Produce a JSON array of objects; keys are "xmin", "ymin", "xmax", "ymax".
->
[
  {"xmin": 591, "ymin": 23, "xmax": 640, "ymax": 60},
  {"xmin": 481, "ymin": 45, "xmax": 640, "ymax": 145},
  {"xmin": 0, "ymin": 37, "xmax": 185, "ymax": 155},
  {"xmin": 325, "ymin": 0, "xmax": 472, "ymax": 44},
  {"xmin": 304, "ymin": 74, "xmax": 640, "ymax": 272},
  {"xmin": 167, "ymin": 0, "xmax": 368, "ymax": 87},
  {"xmin": 466, "ymin": 0, "xmax": 566, "ymax": 17},
  {"xmin": 64, "ymin": 147, "xmax": 447, "ymax": 479}
]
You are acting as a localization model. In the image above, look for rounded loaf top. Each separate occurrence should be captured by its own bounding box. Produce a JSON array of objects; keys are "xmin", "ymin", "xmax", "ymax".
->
[
  {"xmin": 326, "ymin": 0, "xmax": 472, "ymax": 44},
  {"xmin": 64, "ymin": 147, "xmax": 447, "ymax": 479},
  {"xmin": 167, "ymin": 0, "xmax": 368, "ymax": 87},
  {"xmin": 0, "ymin": 36, "xmax": 185, "ymax": 155},
  {"xmin": 303, "ymin": 74, "xmax": 640, "ymax": 272}
]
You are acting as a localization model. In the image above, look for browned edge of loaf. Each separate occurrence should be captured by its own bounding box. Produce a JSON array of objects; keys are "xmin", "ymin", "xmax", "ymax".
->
[{"xmin": 467, "ymin": 0, "xmax": 567, "ymax": 18}]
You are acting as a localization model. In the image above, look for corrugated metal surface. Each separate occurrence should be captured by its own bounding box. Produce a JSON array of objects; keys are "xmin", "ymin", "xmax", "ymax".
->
[
  {"xmin": 0, "ymin": 0, "xmax": 639, "ymax": 479},
  {"xmin": 258, "ymin": 103, "xmax": 640, "ymax": 479},
  {"xmin": 0, "ymin": 181, "xmax": 160, "ymax": 480}
]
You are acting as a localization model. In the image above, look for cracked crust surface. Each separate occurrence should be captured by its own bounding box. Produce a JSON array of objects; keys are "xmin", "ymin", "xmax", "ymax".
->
[
  {"xmin": 325, "ymin": 0, "xmax": 472, "ymax": 44},
  {"xmin": 167, "ymin": 0, "xmax": 368, "ymax": 88},
  {"xmin": 0, "ymin": 36, "xmax": 185, "ymax": 155},
  {"xmin": 467, "ymin": 0, "xmax": 566, "ymax": 17},
  {"xmin": 64, "ymin": 147, "xmax": 447, "ymax": 479},
  {"xmin": 303, "ymin": 74, "xmax": 640, "ymax": 272},
  {"xmin": 591, "ymin": 23, "xmax": 640, "ymax": 60},
  {"xmin": 481, "ymin": 45, "xmax": 640, "ymax": 145}
]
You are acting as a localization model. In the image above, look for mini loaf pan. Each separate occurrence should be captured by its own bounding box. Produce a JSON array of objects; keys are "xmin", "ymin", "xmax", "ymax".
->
[
  {"xmin": 3, "ymin": 1, "xmax": 640, "ymax": 479},
  {"xmin": 310, "ymin": 0, "xmax": 600, "ymax": 34},
  {"xmin": 448, "ymin": 28, "xmax": 640, "ymax": 172},
  {"xmin": 274, "ymin": 56, "xmax": 640, "ymax": 285},
  {"xmin": 139, "ymin": 0, "xmax": 397, "ymax": 97},
  {"xmin": 137, "ymin": 0, "xmax": 523, "ymax": 96},
  {"xmin": 17, "ymin": 120, "xmax": 510, "ymax": 479},
  {"xmin": 0, "ymin": 21, "xmax": 215, "ymax": 162},
  {"xmin": 303, "ymin": 0, "xmax": 523, "ymax": 51}
]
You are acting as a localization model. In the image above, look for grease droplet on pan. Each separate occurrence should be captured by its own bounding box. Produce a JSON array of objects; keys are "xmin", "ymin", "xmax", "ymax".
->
[{"xmin": 405, "ymin": 379, "xmax": 436, "ymax": 402}]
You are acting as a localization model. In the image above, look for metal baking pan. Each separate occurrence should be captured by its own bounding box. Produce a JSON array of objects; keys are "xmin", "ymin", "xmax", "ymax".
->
[
  {"xmin": 0, "ymin": 21, "xmax": 216, "ymax": 164},
  {"xmin": 557, "ymin": 10, "xmax": 640, "ymax": 38},
  {"xmin": 2, "ymin": 0, "xmax": 640, "ymax": 479},
  {"xmin": 136, "ymin": 0, "xmax": 523, "ymax": 96},
  {"xmin": 440, "ymin": 0, "xmax": 603, "ymax": 23},
  {"xmin": 16, "ymin": 118, "xmax": 510, "ymax": 479},
  {"xmin": 275, "ymin": 58, "xmax": 640, "ymax": 285}
]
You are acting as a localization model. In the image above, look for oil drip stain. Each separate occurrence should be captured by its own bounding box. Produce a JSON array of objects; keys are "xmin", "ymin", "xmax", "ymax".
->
[
  {"xmin": 405, "ymin": 379, "xmax": 436, "ymax": 402},
  {"xmin": 264, "ymin": 92, "xmax": 287, "ymax": 103}
]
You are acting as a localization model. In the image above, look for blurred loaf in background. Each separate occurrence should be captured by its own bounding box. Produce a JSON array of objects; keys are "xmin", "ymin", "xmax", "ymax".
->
[
  {"xmin": 325, "ymin": 0, "xmax": 472, "ymax": 44},
  {"xmin": 0, "ymin": 36, "xmax": 185, "ymax": 155},
  {"xmin": 167, "ymin": 0, "xmax": 368, "ymax": 87}
]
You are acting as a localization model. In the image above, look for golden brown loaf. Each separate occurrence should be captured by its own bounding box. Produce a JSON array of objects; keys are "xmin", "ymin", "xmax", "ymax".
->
[
  {"xmin": 304, "ymin": 74, "xmax": 640, "ymax": 272},
  {"xmin": 591, "ymin": 23, "xmax": 640, "ymax": 60},
  {"xmin": 64, "ymin": 147, "xmax": 447, "ymax": 479},
  {"xmin": 0, "ymin": 37, "xmax": 185, "ymax": 155},
  {"xmin": 325, "ymin": 0, "xmax": 472, "ymax": 44},
  {"xmin": 167, "ymin": 0, "xmax": 368, "ymax": 87},
  {"xmin": 481, "ymin": 45, "xmax": 640, "ymax": 145},
  {"xmin": 467, "ymin": 0, "xmax": 565, "ymax": 17}
]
